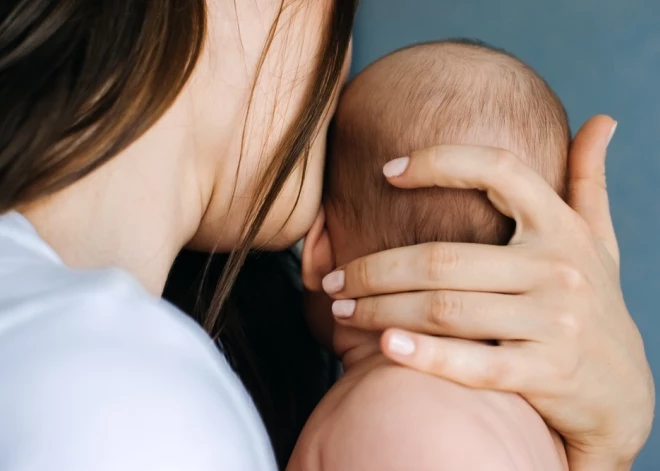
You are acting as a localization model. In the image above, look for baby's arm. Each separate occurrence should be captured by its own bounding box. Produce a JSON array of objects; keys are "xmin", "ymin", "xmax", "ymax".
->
[{"xmin": 292, "ymin": 360, "xmax": 567, "ymax": 471}]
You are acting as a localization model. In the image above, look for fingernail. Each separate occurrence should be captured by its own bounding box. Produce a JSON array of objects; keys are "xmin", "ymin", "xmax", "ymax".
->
[
  {"xmin": 388, "ymin": 332, "xmax": 416, "ymax": 356},
  {"xmin": 383, "ymin": 157, "xmax": 409, "ymax": 178},
  {"xmin": 332, "ymin": 299, "xmax": 356, "ymax": 318},
  {"xmin": 607, "ymin": 121, "xmax": 618, "ymax": 146},
  {"xmin": 322, "ymin": 270, "xmax": 345, "ymax": 294}
]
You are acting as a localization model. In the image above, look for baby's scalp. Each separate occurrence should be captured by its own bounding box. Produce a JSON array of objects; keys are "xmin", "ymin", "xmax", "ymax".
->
[{"xmin": 324, "ymin": 38, "xmax": 570, "ymax": 257}]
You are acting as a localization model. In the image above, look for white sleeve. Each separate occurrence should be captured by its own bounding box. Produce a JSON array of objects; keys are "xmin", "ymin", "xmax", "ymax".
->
[{"xmin": 0, "ymin": 289, "xmax": 277, "ymax": 471}]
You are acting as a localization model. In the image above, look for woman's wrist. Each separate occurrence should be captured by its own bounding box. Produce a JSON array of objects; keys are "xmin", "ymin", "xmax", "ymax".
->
[{"xmin": 569, "ymin": 449, "xmax": 635, "ymax": 471}]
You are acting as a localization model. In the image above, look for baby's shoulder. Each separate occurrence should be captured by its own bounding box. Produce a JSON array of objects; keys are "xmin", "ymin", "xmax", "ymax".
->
[{"xmin": 291, "ymin": 358, "xmax": 564, "ymax": 471}]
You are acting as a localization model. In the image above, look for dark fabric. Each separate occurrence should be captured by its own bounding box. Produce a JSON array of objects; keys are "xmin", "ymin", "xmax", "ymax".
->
[{"xmin": 163, "ymin": 249, "xmax": 336, "ymax": 469}]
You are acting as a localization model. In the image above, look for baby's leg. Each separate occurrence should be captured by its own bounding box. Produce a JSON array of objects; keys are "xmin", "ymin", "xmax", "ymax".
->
[{"xmin": 289, "ymin": 354, "xmax": 567, "ymax": 471}]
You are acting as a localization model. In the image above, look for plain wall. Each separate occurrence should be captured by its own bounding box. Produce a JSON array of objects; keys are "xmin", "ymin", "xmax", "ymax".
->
[{"xmin": 351, "ymin": 1, "xmax": 660, "ymax": 469}]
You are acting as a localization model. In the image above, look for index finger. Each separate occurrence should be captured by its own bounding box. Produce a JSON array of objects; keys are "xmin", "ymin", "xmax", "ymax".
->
[
  {"xmin": 383, "ymin": 145, "xmax": 570, "ymax": 235},
  {"xmin": 322, "ymin": 242, "xmax": 544, "ymax": 299}
]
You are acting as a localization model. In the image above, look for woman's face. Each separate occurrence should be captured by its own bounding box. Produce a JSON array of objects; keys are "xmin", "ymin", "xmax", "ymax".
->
[{"xmin": 185, "ymin": 0, "xmax": 351, "ymax": 251}]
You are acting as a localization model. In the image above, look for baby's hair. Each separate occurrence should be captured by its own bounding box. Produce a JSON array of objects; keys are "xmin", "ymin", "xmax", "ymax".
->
[{"xmin": 324, "ymin": 38, "xmax": 570, "ymax": 256}]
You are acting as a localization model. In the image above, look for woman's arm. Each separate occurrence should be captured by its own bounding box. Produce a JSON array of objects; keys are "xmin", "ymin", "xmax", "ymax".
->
[
  {"xmin": 319, "ymin": 116, "xmax": 654, "ymax": 470},
  {"xmin": 0, "ymin": 290, "xmax": 277, "ymax": 471}
]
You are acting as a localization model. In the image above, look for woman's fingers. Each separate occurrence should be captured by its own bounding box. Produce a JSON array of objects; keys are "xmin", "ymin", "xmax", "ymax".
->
[
  {"xmin": 322, "ymin": 242, "xmax": 545, "ymax": 298},
  {"xmin": 383, "ymin": 144, "xmax": 570, "ymax": 236},
  {"xmin": 333, "ymin": 291, "xmax": 542, "ymax": 341},
  {"xmin": 566, "ymin": 115, "xmax": 620, "ymax": 265},
  {"xmin": 380, "ymin": 330, "xmax": 544, "ymax": 392}
]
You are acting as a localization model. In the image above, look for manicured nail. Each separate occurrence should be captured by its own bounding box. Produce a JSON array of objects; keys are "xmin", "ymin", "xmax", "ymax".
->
[
  {"xmin": 332, "ymin": 299, "xmax": 356, "ymax": 318},
  {"xmin": 322, "ymin": 270, "xmax": 345, "ymax": 294},
  {"xmin": 383, "ymin": 157, "xmax": 410, "ymax": 178},
  {"xmin": 607, "ymin": 121, "xmax": 618, "ymax": 146},
  {"xmin": 388, "ymin": 332, "xmax": 415, "ymax": 356}
]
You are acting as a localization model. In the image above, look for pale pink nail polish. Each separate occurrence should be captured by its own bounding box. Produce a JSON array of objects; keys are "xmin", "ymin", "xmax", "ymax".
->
[
  {"xmin": 332, "ymin": 300, "xmax": 356, "ymax": 318},
  {"xmin": 383, "ymin": 157, "xmax": 410, "ymax": 178},
  {"xmin": 388, "ymin": 332, "xmax": 415, "ymax": 356},
  {"xmin": 322, "ymin": 270, "xmax": 345, "ymax": 294}
]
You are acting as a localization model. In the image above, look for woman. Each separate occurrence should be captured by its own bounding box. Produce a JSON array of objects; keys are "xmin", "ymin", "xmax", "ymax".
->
[{"xmin": 0, "ymin": 1, "xmax": 652, "ymax": 471}]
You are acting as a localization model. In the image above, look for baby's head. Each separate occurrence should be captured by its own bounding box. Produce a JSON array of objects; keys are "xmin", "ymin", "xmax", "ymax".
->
[{"xmin": 322, "ymin": 39, "xmax": 570, "ymax": 267}]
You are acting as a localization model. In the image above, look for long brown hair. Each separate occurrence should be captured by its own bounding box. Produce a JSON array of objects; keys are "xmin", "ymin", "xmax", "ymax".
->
[
  {"xmin": 0, "ymin": 1, "xmax": 205, "ymax": 208},
  {"xmin": 165, "ymin": 248, "xmax": 336, "ymax": 468},
  {"xmin": 202, "ymin": 1, "xmax": 356, "ymax": 337},
  {"xmin": 1, "ymin": 0, "xmax": 357, "ymax": 465}
]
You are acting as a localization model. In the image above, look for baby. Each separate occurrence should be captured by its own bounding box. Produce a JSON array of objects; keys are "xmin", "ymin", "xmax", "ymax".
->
[{"xmin": 290, "ymin": 39, "xmax": 570, "ymax": 470}]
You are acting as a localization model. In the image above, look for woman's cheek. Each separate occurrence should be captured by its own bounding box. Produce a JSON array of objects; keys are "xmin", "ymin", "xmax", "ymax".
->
[
  {"xmin": 255, "ymin": 151, "xmax": 325, "ymax": 249},
  {"xmin": 255, "ymin": 84, "xmax": 333, "ymax": 249}
]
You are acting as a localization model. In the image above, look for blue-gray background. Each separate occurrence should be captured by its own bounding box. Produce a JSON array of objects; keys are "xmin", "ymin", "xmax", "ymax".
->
[{"xmin": 352, "ymin": 1, "xmax": 659, "ymax": 468}]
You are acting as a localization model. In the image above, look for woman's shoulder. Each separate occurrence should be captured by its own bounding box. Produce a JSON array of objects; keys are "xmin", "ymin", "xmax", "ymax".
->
[{"xmin": 0, "ymin": 218, "xmax": 276, "ymax": 471}]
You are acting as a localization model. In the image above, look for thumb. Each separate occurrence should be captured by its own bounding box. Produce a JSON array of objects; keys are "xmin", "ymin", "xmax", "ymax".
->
[{"xmin": 567, "ymin": 115, "xmax": 620, "ymax": 266}]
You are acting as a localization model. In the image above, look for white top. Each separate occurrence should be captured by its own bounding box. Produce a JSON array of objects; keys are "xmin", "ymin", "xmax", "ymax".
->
[{"xmin": 0, "ymin": 212, "xmax": 277, "ymax": 471}]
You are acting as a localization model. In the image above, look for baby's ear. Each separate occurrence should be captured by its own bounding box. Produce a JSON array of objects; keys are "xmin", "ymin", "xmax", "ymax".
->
[{"xmin": 302, "ymin": 208, "xmax": 334, "ymax": 291}]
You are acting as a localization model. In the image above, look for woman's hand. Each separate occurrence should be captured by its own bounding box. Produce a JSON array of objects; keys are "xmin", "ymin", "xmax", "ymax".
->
[{"xmin": 321, "ymin": 116, "xmax": 654, "ymax": 470}]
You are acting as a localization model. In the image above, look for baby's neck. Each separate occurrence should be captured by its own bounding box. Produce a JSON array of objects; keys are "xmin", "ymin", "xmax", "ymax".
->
[{"xmin": 333, "ymin": 324, "xmax": 382, "ymax": 370}]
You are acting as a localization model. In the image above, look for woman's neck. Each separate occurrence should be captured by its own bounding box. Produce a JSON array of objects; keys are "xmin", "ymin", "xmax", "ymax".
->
[{"xmin": 20, "ymin": 115, "xmax": 210, "ymax": 296}]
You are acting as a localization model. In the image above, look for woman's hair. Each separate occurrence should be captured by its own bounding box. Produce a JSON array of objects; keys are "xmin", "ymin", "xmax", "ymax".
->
[
  {"xmin": 1, "ymin": 0, "xmax": 357, "ymax": 464},
  {"xmin": 164, "ymin": 249, "xmax": 336, "ymax": 468},
  {"xmin": 0, "ymin": 1, "xmax": 205, "ymax": 209},
  {"xmin": 202, "ymin": 1, "xmax": 357, "ymax": 336}
]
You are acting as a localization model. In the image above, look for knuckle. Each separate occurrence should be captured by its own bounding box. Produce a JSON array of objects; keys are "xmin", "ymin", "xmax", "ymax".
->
[
  {"xmin": 554, "ymin": 310, "xmax": 583, "ymax": 338},
  {"xmin": 427, "ymin": 291, "xmax": 462, "ymax": 328},
  {"xmin": 409, "ymin": 339, "xmax": 449, "ymax": 377},
  {"xmin": 426, "ymin": 346, "xmax": 447, "ymax": 375},
  {"xmin": 425, "ymin": 244, "xmax": 460, "ymax": 283},
  {"xmin": 359, "ymin": 297, "xmax": 380, "ymax": 327},
  {"xmin": 428, "ymin": 148, "xmax": 445, "ymax": 173},
  {"xmin": 552, "ymin": 261, "xmax": 587, "ymax": 291},
  {"xmin": 492, "ymin": 148, "xmax": 519, "ymax": 175},
  {"xmin": 480, "ymin": 357, "xmax": 511, "ymax": 389},
  {"xmin": 357, "ymin": 258, "xmax": 376, "ymax": 292}
]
